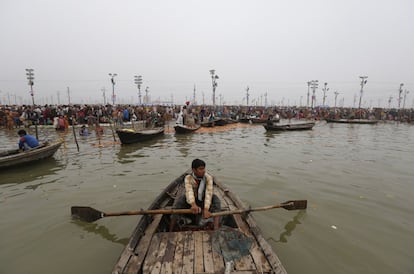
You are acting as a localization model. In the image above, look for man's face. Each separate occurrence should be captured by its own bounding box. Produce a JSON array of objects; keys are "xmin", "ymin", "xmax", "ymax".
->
[{"xmin": 193, "ymin": 166, "xmax": 205, "ymax": 178}]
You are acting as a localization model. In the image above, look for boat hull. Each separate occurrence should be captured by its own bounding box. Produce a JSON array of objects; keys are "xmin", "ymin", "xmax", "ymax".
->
[
  {"xmin": 0, "ymin": 141, "xmax": 63, "ymax": 169},
  {"xmin": 116, "ymin": 127, "xmax": 164, "ymax": 144},
  {"xmin": 174, "ymin": 124, "xmax": 201, "ymax": 134},
  {"xmin": 264, "ymin": 122, "xmax": 315, "ymax": 131}
]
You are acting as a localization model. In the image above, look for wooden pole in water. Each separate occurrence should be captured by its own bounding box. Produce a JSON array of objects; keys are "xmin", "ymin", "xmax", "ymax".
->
[
  {"xmin": 72, "ymin": 116, "xmax": 80, "ymax": 152},
  {"xmin": 108, "ymin": 117, "xmax": 117, "ymax": 142}
]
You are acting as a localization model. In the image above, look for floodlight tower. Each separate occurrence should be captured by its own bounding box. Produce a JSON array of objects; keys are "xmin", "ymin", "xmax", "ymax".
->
[{"xmin": 109, "ymin": 73, "xmax": 117, "ymax": 105}]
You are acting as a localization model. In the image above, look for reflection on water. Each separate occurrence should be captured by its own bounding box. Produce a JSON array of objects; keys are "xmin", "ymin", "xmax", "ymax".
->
[
  {"xmin": 269, "ymin": 211, "xmax": 306, "ymax": 243},
  {"xmin": 71, "ymin": 219, "xmax": 129, "ymax": 246},
  {"xmin": 174, "ymin": 134, "xmax": 195, "ymax": 157},
  {"xmin": 0, "ymin": 157, "xmax": 65, "ymax": 185}
]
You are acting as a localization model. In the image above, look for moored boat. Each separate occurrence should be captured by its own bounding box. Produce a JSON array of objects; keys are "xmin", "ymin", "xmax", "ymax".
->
[
  {"xmin": 325, "ymin": 118, "xmax": 379, "ymax": 124},
  {"xmin": 0, "ymin": 140, "xmax": 63, "ymax": 169},
  {"xmin": 264, "ymin": 121, "xmax": 316, "ymax": 131},
  {"xmin": 200, "ymin": 120, "xmax": 215, "ymax": 127},
  {"xmin": 174, "ymin": 124, "xmax": 201, "ymax": 134},
  {"xmin": 111, "ymin": 171, "xmax": 289, "ymax": 273},
  {"xmin": 116, "ymin": 127, "xmax": 164, "ymax": 144}
]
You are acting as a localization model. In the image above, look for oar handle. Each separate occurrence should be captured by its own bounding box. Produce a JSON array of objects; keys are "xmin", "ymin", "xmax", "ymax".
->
[
  {"xmin": 103, "ymin": 208, "xmax": 193, "ymax": 217},
  {"xmin": 211, "ymin": 203, "xmax": 285, "ymax": 217}
]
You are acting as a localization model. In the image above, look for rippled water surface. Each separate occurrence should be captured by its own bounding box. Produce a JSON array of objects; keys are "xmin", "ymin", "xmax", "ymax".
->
[{"xmin": 0, "ymin": 121, "xmax": 413, "ymax": 274}]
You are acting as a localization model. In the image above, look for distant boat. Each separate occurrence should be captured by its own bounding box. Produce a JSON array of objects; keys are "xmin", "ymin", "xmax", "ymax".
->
[
  {"xmin": 264, "ymin": 122, "xmax": 315, "ymax": 131},
  {"xmin": 239, "ymin": 116, "xmax": 280, "ymax": 124},
  {"xmin": 213, "ymin": 118, "xmax": 227, "ymax": 126},
  {"xmin": 325, "ymin": 119, "xmax": 379, "ymax": 124},
  {"xmin": 116, "ymin": 127, "xmax": 164, "ymax": 144},
  {"xmin": 174, "ymin": 124, "xmax": 201, "ymax": 134},
  {"xmin": 0, "ymin": 140, "xmax": 63, "ymax": 169},
  {"xmin": 200, "ymin": 120, "xmax": 215, "ymax": 127}
]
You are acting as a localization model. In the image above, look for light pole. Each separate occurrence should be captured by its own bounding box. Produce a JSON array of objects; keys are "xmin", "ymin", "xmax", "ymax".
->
[
  {"xmin": 193, "ymin": 84, "xmax": 196, "ymax": 105},
  {"xmin": 334, "ymin": 91, "xmax": 339, "ymax": 116},
  {"xmin": 134, "ymin": 75, "xmax": 142, "ymax": 105},
  {"xmin": 209, "ymin": 69, "xmax": 219, "ymax": 107},
  {"xmin": 109, "ymin": 73, "xmax": 117, "ymax": 105},
  {"xmin": 310, "ymin": 80, "xmax": 319, "ymax": 109},
  {"xmin": 245, "ymin": 86, "xmax": 250, "ymax": 106},
  {"xmin": 26, "ymin": 69, "xmax": 35, "ymax": 105},
  {"xmin": 145, "ymin": 86, "xmax": 149, "ymax": 104},
  {"xmin": 388, "ymin": 96, "xmax": 393, "ymax": 109},
  {"xmin": 25, "ymin": 68, "xmax": 38, "ymax": 139},
  {"xmin": 101, "ymin": 87, "xmax": 106, "ymax": 105},
  {"xmin": 322, "ymin": 82, "xmax": 329, "ymax": 106},
  {"xmin": 398, "ymin": 83, "xmax": 404, "ymax": 109},
  {"xmin": 334, "ymin": 91, "xmax": 339, "ymax": 108},
  {"xmin": 358, "ymin": 76, "xmax": 368, "ymax": 116},
  {"xmin": 403, "ymin": 90, "xmax": 409, "ymax": 109},
  {"xmin": 67, "ymin": 87, "xmax": 71, "ymax": 105},
  {"xmin": 307, "ymin": 81, "xmax": 311, "ymax": 107}
]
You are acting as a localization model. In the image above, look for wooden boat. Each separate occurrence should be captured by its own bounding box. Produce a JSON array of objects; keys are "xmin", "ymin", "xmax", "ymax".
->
[
  {"xmin": 174, "ymin": 124, "xmax": 201, "ymax": 134},
  {"xmin": 238, "ymin": 117, "xmax": 251, "ymax": 123},
  {"xmin": 200, "ymin": 120, "xmax": 215, "ymax": 127},
  {"xmin": 240, "ymin": 116, "xmax": 280, "ymax": 124},
  {"xmin": 213, "ymin": 118, "xmax": 227, "ymax": 126},
  {"xmin": 0, "ymin": 140, "xmax": 63, "ymax": 169},
  {"xmin": 116, "ymin": 127, "xmax": 165, "ymax": 144},
  {"xmin": 325, "ymin": 118, "xmax": 379, "ymax": 124},
  {"xmin": 250, "ymin": 117, "xmax": 268, "ymax": 124},
  {"xmin": 112, "ymin": 171, "xmax": 288, "ymax": 273},
  {"xmin": 264, "ymin": 122, "xmax": 315, "ymax": 131}
]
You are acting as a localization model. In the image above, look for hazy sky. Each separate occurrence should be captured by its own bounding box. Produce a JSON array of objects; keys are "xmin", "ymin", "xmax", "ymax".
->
[{"xmin": 1, "ymin": 0, "xmax": 413, "ymax": 107}]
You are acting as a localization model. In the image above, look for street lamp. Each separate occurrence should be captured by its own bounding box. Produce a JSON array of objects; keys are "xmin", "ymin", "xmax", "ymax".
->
[
  {"xmin": 245, "ymin": 86, "xmax": 250, "ymax": 106},
  {"xmin": 109, "ymin": 73, "xmax": 117, "ymax": 105},
  {"xmin": 210, "ymin": 69, "xmax": 219, "ymax": 107},
  {"xmin": 134, "ymin": 75, "xmax": 143, "ymax": 105},
  {"xmin": 26, "ymin": 68, "xmax": 35, "ymax": 105},
  {"xmin": 25, "ymin": 68, "xmax": 38, "ymax": 138},
  {"xmin": 398, "ymin": 83, "xmax": 404, "ymax": 109},
  {"xmin": 403, "ymin": 89, "xmax": 409, "ymax": 109},
  {"xmin": 322, "ymin": 82, "xmax": 329, "ymax": 106},
  {"xmin": 358, "ymin": 76, "xmax": 368, "ymax": 113},
  {"xmin": 310, "ymin": 80, "xmax": 319, "ymax": 109},
  {"xmin": 334, "ymin": 91, "xmax": 340, "ymax": 116},
  {"xmin": 145, "ymin": 86, "xmax": 149, "ymax": 104},
  {"xmin": 307, "ymin": 81, "xmax": 311, "ymax": 107}
]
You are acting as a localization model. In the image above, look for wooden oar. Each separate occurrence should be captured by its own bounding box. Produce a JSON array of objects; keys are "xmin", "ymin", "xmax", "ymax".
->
[{"xmin": 71, "ymin": 200, "xmax": 307, "ymax": 223}]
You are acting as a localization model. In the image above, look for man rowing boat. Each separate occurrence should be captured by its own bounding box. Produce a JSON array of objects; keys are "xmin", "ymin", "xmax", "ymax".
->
[{"xmin": 170, "ymin": 159, "xmax": 221, "ymax": 231}]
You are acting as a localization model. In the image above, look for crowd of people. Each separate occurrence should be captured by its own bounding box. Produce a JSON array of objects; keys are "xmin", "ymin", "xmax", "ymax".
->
[{"xmin": 0, "ymin": 103, "xmax": 413, "ymax": 130}]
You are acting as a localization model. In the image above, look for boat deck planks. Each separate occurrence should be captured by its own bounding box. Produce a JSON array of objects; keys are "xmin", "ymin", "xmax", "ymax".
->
[
  {"xmin": 141, "ymin": 230, "xmax": 271, "ymax": 274},
  {"xmin": 172, "ymin": 232, "xmax": 185, "ymax": 273},
  {"xmin": 194, "ymin": 232, "xmax": 204, "ymax": 273},
  {"xmin": 181, "ymin": 232, "xmax": 195, "ymax": 274},
  {"xmin": 202, "ymin": 232, "xmax": 215, "ymax": 273}
]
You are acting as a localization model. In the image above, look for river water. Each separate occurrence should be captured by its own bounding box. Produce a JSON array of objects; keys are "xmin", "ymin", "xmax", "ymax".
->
[{"xmin": 0, "ymin": 121, "xmax": 413, "ymax": 274}]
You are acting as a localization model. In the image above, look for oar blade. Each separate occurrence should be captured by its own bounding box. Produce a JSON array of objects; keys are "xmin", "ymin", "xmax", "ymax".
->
[
  {"xmin": 71, "ymin": 206, "xmax": 103, "ymax": 222},
  {"xmin": 281, "ymin": 200, "xmax": 307, "ymax": 210}
]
